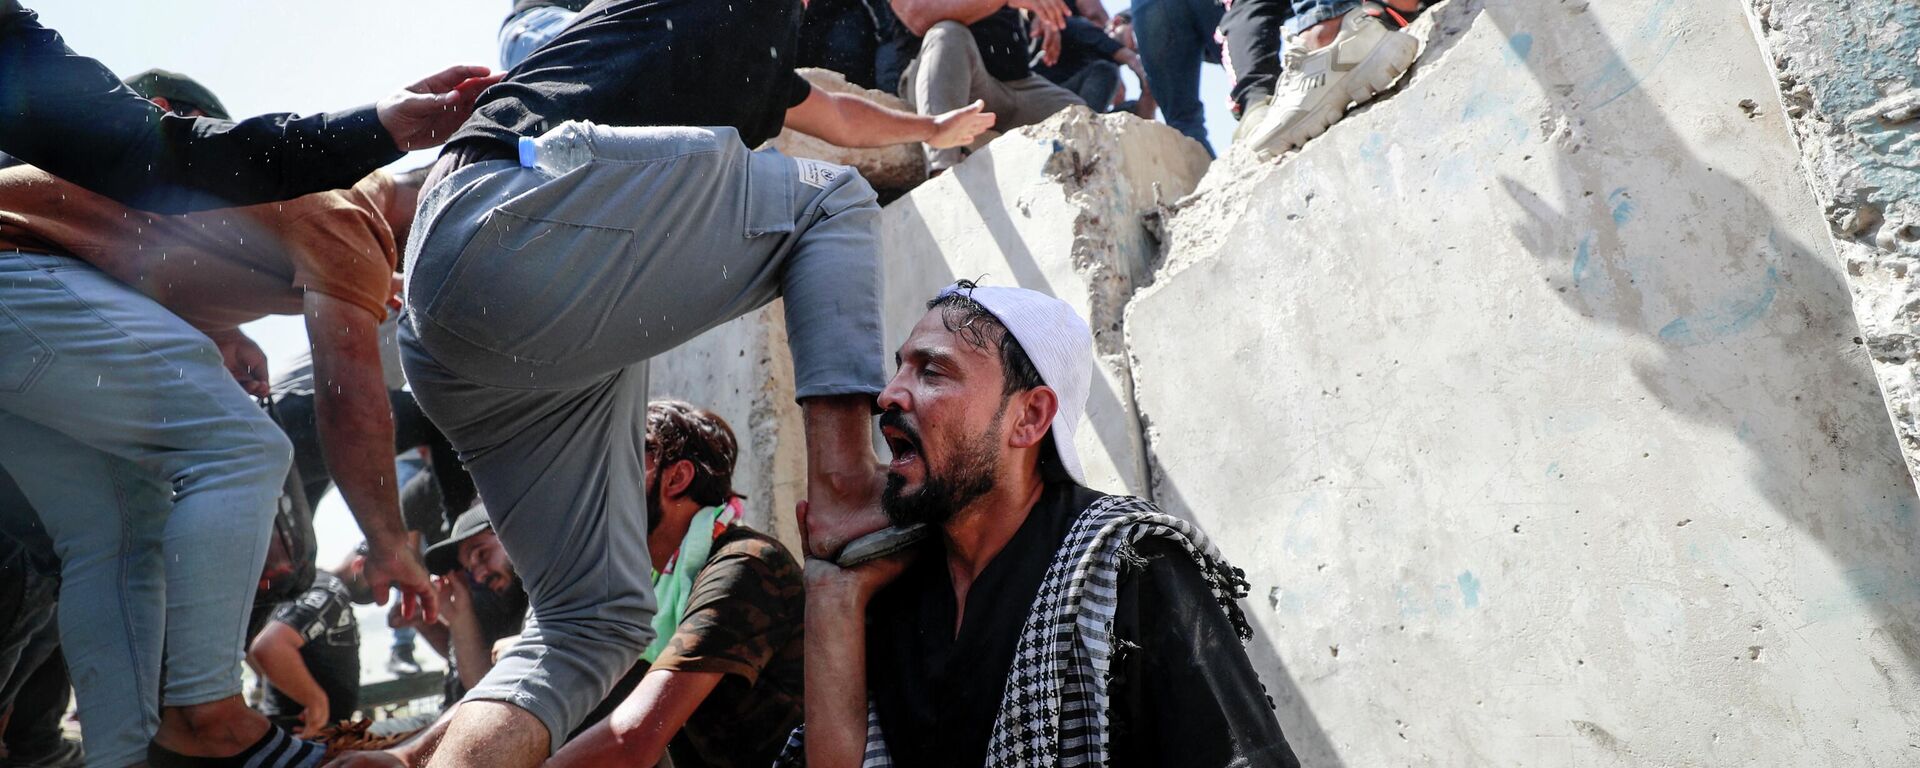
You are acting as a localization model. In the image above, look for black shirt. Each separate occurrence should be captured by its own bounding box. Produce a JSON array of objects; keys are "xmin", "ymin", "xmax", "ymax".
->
[
  {"xmin": 864, "ymin": 483, "xmax": 1300, "ymax": 768},
  {"xmin": 452, "ymin": 0, "xmax": 813, "ymax": 153},
  {"xmin": 887, "ymin": 6, "xmax": 1032, "ymax": 83},
  {"xmin": 0, "ymin": 2, "xmax": 400, "ymax": 214},
  {"xmin": 262, "ymin": 572, "xmax": 361, "ymax": 724},
  {"xmin": 1033, "ymin": 15, "xmax": 1124, "ymax": 83}
]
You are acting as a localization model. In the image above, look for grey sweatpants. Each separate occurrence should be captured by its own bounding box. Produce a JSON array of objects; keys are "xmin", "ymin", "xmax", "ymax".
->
[
  {"xmin": 902, "ymin": 20, "xmax": 1087, "ymax": 170},
  {"xmin": 400, "ymin": 124, "xmax": 885, "ymax": 751}
]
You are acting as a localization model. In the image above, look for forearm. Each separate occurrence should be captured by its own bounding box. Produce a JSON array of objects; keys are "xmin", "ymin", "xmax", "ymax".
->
[
  {"xmin": 804, "ymin": 93, "xmax": 939, "ymax": 148},
  {"xmin": 251, "ymin": 642, "xmax": 327, "ymax": 710},
  {"xmin": 309, "ymin": 306, "xmax": 407, "ymax": 549},
  {"xmin": 449, "ymin": 620, "xmax": 493, "ymax": 691},
  {"xmin": 804, "ymin": 583, "xmax": 873, "ymax": 765},
  {"xmin": 416, "ymin": 622, "xmax": 452, "ymax": 659},
  {"xmin": 0, "ymin": 7, "xmax": 395, "ymax": 213}
]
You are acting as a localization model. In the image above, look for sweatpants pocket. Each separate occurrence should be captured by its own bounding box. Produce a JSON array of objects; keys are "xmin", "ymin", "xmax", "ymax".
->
[{"xmin": 422, "ymin": 211, "xmax": 638, "ymax": 365}]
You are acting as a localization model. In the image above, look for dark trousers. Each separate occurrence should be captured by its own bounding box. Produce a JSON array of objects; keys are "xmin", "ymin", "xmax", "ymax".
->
[
  {"xmin": 1055, "ymin": 60, "xmax": 1123, "ymax": 112},
  {"xmin": 272, "ymin": 388, "xmax": 476, "ymax": 533},
  {"xmin": 797, "ymin": 0, "xmax": 885, "ymax": 90},
  {"xmin": 1219, "ymin": 0, "xmax": 1294, "ymax": 113},
  {"xmin": 1130, "ymin": 0, "xmax": 1225, "ymax": 154}
]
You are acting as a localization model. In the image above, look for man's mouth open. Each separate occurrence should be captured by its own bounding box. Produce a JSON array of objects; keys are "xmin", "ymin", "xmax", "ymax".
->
[{"xmin": 882, "ymin": 425, "xmax": 922, "ymax": 471}]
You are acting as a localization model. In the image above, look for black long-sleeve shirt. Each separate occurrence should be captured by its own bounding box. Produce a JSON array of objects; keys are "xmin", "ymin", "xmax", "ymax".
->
[
  {"xmin": 0, "ymin": 1, "xmax": 402, "ymax": 213},
  {"xmin": 865, "ymin": 483, "xmax": 1300, "ymax": 768}
]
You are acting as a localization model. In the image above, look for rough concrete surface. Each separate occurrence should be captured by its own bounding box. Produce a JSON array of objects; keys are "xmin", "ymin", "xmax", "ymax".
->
[
  {"xmin": 770, "ymin": 68, "xmax": 930, "ymax": 198},
  {"xmin": 1743, "ymin": 0, "xmax": 1920, "ymax": 498},
  {"xmin": 879, "ymin": 107, "xmax": 1211, "ymax": 496},
  {"xmin": 1128, "ymin": 0, "xmax": 1920, "ymax": 764},
  {"xmin": 646, "ymin": 301, "xmax": 804, "ymax": 545}
]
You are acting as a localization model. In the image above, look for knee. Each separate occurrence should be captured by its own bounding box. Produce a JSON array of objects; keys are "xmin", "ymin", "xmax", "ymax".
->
[{"xmin": 922, "ymin": 20, "xmax": 974, "ymax": 49}]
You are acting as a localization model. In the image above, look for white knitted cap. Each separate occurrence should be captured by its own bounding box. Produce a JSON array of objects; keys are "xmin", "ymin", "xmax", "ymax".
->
[{"xmin": 935, "ymin": 284, "xmax": 1093, "ymax": 485}]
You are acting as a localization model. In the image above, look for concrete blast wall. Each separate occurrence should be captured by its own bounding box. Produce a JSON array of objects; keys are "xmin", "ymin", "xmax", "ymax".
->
[
  {"xmin": 648, "ymin": 0, "xmax": 1919, "ymax": 762},
  {"xmin": 1129, "ymin": 0, "xmax": 1920, "ymax": 764}
]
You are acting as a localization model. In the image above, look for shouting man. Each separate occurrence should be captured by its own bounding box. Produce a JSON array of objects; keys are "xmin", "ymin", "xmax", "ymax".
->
[{"xmin": 796, "ymin": 282, "xmax": 1301, "ymax": 767}]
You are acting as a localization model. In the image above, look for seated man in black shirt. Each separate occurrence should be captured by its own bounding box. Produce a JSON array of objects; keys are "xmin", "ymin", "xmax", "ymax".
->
[
  {"xmin": 794, "ymin": 281, "xmax": 1300, "ymax": 767},
  {"xmin": 248, "ymin": 551, "xmax": 370, "ymax": 737},
  {"xmin": 889, "ymin": 0, "xmax": 1086, "ymax": 171}
]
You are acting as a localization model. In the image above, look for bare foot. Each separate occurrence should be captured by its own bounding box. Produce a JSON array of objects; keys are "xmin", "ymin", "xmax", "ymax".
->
[{"xmin": 153, "ymin": 696, "xmax": 270, "ymax": 757}]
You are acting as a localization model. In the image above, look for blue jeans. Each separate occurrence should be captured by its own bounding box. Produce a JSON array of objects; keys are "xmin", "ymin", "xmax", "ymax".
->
[
  {"xmin": 1285, "ymin": 0, "xmax": 1357, "ymax": 35},
  {"xmin": 1131, "ymin": 0, "xmax": 1225, "ymax": 154},
  {"xmin": 498, "ymin": 5, "xmax": 579, "ymax": 70},
  {"xmin": 0, "ymin": 251, "xmax": 291, "ymax": 767}
]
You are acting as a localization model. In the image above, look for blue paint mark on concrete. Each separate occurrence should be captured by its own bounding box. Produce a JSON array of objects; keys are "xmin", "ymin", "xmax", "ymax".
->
[
  {"xmin": 1658, "ymin": 267, "xmax": 1780, "ymax": 346},
  {"xmin": 1573, "ymin": 232, "xmax": 1594, "ymax": 286},
  {"xmin": 1545, "ymin": 461, "xmax": 1560, "ymax": 478},
  {"xmin": 1506, "ymin": 33, "xmax": 1534, "ymax": 63},
  {"xmin": 1458, "ymin": 571, "xmax": 1482, "ymax": 609},
  {"xmin": 1607, "ymin": 188, "xmax": 1635, "ymax": 226}
]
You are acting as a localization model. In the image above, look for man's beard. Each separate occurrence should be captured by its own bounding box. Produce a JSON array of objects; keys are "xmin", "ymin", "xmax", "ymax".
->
[
  {"xmin": 881, "ymin": 406, "xmax": 1004, "ymax": 527},
  {"xmin": 646, "ymin": 472, "xmax": 664, "ymax": 534}
]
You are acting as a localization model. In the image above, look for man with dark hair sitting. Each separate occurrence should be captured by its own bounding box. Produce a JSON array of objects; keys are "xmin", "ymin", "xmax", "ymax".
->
[
  {"xmin": 791, "ymin": 281, "xmax": 1301, "ymax": 767},
  {"xmin": 333, "ymin": 401, "xmax": 806, "ymax": 768}
]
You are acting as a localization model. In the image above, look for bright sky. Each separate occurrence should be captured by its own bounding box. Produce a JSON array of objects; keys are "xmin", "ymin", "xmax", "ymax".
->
[{"xmin": 34, "ymin": 0, "xmax": 1236, "ymax": 562}]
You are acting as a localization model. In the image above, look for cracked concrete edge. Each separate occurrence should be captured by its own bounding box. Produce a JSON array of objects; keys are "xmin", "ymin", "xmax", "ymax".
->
[{"xmin": 1743, "ymin": 0, "xmax": 1920, "ymax": 494}]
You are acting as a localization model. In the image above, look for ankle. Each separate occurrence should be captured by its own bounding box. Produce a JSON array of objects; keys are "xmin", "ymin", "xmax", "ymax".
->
[
  {"xmin": 1304, "ymin": 17, "xmax": 1342, "ymax": 49},
  {"xmin": 156, "ymin": 698, "xmax": 268, "ymax": 755}
]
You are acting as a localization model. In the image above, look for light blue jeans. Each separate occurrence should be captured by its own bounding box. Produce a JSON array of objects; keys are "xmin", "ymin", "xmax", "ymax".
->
[
  {"xmin": 0, "ymin": 251, "xmax": 291, "ymax": 767},
  {"xmin": 498, "ymin": 5, "xmax": 580, "ymax": 70}
]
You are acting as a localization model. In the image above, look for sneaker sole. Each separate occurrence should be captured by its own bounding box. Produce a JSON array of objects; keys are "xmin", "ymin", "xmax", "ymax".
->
[
  {"xmin": 835, "ymin": 523, "xmax": 930, "ymax": 567},
  {"xmin": 1251, "ymin": 31, "xmax": 1420, "ymax": 158}
]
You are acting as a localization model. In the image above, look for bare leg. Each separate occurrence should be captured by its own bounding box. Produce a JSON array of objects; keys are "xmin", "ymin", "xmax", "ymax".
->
[
  {"xmin": 424, "ymin": 701, "xmax": 547, "ymax": 768},
  {"xmin": 797, "ymin": 395, "xmax": 890, "ymax": 559},
  {"xmin": 151, "ymin": 696, "xmax": 269, "ymax": 757}
]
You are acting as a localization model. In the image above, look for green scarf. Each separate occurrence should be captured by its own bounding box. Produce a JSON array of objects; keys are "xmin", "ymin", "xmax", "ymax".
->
[{"xmin": 644, "ymin": 497, "xmax": 744, "ymax": 662}]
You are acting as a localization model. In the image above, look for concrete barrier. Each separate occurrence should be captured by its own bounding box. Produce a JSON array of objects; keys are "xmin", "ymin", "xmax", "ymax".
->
[
  {"xmin": 1128, "ymin": 0, "xmax": 1920, "ymax": 764},
  {"xmin": 880, "ymin": 107, "xmax": 1211, "ymax": 496}
]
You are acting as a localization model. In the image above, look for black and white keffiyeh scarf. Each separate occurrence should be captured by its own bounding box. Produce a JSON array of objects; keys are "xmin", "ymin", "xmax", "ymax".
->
[{"xmin": 778, "ymin": 494, "xmax": 1254, "ymax": 768}]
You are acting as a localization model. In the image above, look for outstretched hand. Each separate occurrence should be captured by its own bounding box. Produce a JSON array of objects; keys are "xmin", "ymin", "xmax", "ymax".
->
[
  {"xmin": 927, "ymin": 100, "xmax": 997, "ymax": 149},
  {"xmin": 377, "ymin": 65, "xmax": 505, "ymax": 151}
]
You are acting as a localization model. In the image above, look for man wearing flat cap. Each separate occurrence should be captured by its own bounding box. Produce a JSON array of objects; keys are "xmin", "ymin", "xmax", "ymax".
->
[{"xmin": 790, "ymin": 280, "xmax": 1301, "ymax": 767}]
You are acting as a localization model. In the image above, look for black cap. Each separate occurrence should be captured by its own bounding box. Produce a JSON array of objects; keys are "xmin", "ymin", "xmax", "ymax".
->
[
  {"xmin": 122, "ymin": 68, "xmax": 230, "ymax": 119},
  {"xmin": 424, "ymin": 507, "xmax": 493, "ymax": 576}
]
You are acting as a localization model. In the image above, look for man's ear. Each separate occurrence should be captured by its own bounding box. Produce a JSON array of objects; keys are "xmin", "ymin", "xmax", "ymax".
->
[
  {"xmin": 1007, "ymin": 386, "xmax": 1059, "ymax": 449},
  {"xmin": 663, "ymin": 458, "xmax": 697, "ymax": 498},
  {"xmin": 150, "ymin": 96, "xmax": 173, "ymax": 113}
]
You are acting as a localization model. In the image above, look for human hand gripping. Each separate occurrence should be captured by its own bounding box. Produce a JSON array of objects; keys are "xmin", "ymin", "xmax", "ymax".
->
[
  {"xmin": 927, "ymin": 100, "xmax": 997, "ymax": 149},
  {"xmin": 376, "ymin": 65, "xmax": 506, "ymax": 151},
  {"xmin": 796, "ymin": 500, "xmax": 913, "ymax": 601},
  {"xmin": 365, "ymin": 543, "xmax": 439, "ymax": 625}
]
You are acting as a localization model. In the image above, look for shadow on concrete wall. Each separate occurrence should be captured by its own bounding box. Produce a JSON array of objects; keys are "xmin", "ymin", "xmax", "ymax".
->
[{"xmin": 1486, "ymin": 0, "xmax": 1920, "ymax": 673}]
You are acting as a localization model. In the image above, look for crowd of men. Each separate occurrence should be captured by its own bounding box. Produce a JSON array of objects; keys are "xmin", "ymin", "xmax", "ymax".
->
[{"xmin": 0, "ymin": 0, "xmax": 1435, "ymax": 764}]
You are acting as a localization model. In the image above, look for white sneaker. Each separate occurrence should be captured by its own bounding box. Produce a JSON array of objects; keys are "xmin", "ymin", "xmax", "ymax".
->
[{"xmin": 1242, "ymin": 3, "xmax": 1420, "ymax": 158}]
